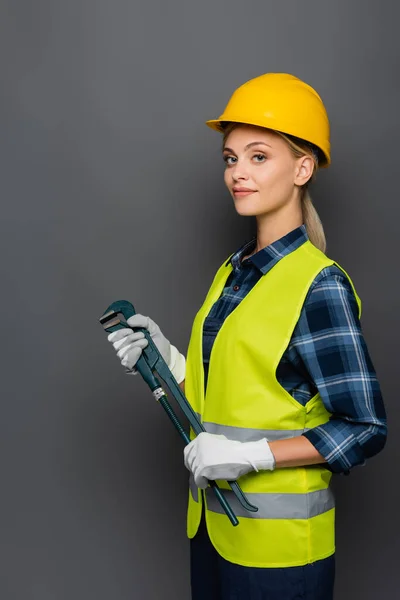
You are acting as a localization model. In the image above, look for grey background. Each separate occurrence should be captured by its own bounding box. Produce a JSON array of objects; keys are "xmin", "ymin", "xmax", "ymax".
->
[{"xmin": 1, "ymin": 1, "xmax": 398, "ymax": 598}]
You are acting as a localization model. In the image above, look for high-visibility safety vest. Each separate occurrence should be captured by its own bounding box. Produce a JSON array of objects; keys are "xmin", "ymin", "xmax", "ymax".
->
[{"xmin": 184, "ymin": 239, "xmax": 362, "ymax": 568}]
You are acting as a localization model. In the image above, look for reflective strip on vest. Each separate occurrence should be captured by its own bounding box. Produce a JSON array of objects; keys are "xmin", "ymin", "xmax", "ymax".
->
[
  {"xmin": 205, "ymin": 487, "xmax": 335, "ymax": 520},
  {"xmin": 194, "ymin": 414, "xmax": 309, "ymax": 442},
  {"xmin": 189, "ymin": 474, "xmax": 198, "ymax": 502},
  {"xmin": 203, "ymin": 421, "xmax": 310, "ymax": 442}
]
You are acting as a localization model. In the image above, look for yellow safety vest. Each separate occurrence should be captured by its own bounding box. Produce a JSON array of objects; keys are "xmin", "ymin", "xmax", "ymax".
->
[{"xmin": 184, "ymin": 239, "xmax": 362, "ymax": 568}]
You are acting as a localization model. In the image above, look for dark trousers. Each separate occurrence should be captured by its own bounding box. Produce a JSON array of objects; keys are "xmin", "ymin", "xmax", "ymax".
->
[{"xmin": 190, "ymin": 512, "xmax": 335, "ymax": 600}]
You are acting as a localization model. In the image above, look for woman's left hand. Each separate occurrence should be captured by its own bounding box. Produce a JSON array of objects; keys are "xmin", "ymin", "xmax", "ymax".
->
[{"xmin": 184, "ymin": 432, "xmax": 276, "ymax": 489}]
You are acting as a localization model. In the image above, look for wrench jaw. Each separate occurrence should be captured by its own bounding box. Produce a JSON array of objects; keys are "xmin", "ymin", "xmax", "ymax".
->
[
  {"xmin": 99, "ymin": 309, "xmax": 116, "ymax": 325},
  {"xmin": 99, "ymin": 300, "xmax": 137, "ymax": 333},
  {"xmin": 99, "ymin": 311, "xmax": 126, "ymax": 333}
]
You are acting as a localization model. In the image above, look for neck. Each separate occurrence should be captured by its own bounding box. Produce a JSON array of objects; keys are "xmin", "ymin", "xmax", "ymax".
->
[{"xmin": 253, "ymin": 199, "xmax": 303, "ymax": 251}]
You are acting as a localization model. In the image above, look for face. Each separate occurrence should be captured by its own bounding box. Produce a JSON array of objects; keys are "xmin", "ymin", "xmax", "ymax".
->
[{"xmin": 222, "ymin": 124, "xmax": 313, "ymax": 217}]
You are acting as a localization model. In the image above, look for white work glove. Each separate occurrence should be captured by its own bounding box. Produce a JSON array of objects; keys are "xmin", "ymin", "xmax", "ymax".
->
[
  {"xmin": 107, "ymin": 314, "xmax": 186, "ymax": 384},
  {"xmin": 184, "ymin": 432, "xmax": 276, "ymax": 489}
]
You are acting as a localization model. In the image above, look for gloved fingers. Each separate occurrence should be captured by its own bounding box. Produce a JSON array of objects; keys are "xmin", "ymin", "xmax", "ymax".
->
[
  {"xmin": 191, "ymin": 455, "xmax": 201, "ymax": 475},
  {"xmin": 107, "ymin": 328, "xmax": 132, "ymax": 343},
  {"xmin": 125, "ymin": 367, "xmax": 138, "ymax": 376},
  {"xmin": 112, "ymin": 330, "xmax": 145, "ymax": 352},
  {"xmin": 193, "ymin": 470, "xmax": 208, "ymax": 489},
  {"xmin": 117, "ymin": 338, "xmax": 148, "ymax": 360},
  {"xmin": 194, "ymin": 461, "xmax": 239, "ymax": 485},
  {"xmin": 192, "ymin": 456, "xmax": 214, "ymax": 488},
  {"xmin": 192, "ymin": 456, "xmax": 218, "ymax": 479},
  {"xmin": 126, "ymin": 314, "xmax": 152, "ymax": 331},
  {"xmin": 193, "ymin": 432, "xmax": 227, "ymax": 454},
  {"xmin": 184, "ymin": 432, "xmax": 229, "ymax": 471},
  {"xmin": 183, "ymin": 439, "xmax": 197, "ymax": 471},
  {"xmin": 120, "ymin": 344, "xmax": 146, "ymax": 369}
]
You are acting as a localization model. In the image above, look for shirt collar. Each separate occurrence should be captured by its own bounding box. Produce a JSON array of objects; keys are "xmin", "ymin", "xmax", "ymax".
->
[{"xmin": 227, "ymin": 224, "xmax": 309, "ymax": 275}]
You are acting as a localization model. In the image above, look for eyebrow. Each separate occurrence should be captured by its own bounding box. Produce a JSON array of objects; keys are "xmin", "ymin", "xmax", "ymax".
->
[{"xmin": 223, "ymin": 141, "xmax": 272, "ymax": 153}]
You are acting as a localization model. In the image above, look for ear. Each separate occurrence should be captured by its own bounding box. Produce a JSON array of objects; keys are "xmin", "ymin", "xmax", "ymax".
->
[{"xmin": 294, "ymin": 155, "xmax": 314, "ymax": 186}]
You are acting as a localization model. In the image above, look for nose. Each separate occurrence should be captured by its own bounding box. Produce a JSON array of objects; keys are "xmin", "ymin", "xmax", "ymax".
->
[{"xmin": 231, "ymin": 159, "xmax": 249, "ymax": 182}]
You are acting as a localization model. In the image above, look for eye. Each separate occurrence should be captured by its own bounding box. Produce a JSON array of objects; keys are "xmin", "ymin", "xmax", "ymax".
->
[
  {"xmin": 223, "ymin": 155, "xmax": 237, "ymax": 166},
  {"xmin": 253, "ymin": 153, "xmax": 266, "ymax": 163}
]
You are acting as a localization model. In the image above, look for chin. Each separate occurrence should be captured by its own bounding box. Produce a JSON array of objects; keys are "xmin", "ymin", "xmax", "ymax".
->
[{"xmin": 233, "ymin": 203, "xmax": 259, "ymax": 216}]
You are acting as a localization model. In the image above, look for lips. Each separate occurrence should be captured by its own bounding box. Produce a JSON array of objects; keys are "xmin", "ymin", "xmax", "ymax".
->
[
  {"xmin": 233, "ymin": 188, "xmax": 256, "ymax": 197},
  {"xmin": 233, "ymin": 187, "xmax": 256, "ymax": 192}
]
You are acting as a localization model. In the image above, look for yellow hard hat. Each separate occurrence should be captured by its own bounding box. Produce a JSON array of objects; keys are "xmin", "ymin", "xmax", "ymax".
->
[{"xmin": 206, "ymin": 73, "xmax": 331, "ymax": 167}]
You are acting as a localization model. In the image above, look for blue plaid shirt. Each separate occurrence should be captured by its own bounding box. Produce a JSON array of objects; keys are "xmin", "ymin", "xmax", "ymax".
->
[{"xmin": 202, "ymin": 224, "xmax": 387, "ymax": 475}]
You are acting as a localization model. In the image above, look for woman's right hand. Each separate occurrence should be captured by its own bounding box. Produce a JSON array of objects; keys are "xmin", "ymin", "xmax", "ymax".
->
[{"xmin": 107, "ymin": 314, "xmax": 186, "ymax": 383}]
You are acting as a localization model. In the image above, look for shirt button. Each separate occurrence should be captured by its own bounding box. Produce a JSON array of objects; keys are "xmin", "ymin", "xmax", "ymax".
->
[{"xmin": 233, "ymin": 285, "xmax": 240, "ymax": 291}]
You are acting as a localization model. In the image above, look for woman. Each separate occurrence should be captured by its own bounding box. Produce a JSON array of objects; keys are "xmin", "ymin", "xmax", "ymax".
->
[{"xmin": 108, "ymin": 73, "xmax": 387, "ymax": 599}]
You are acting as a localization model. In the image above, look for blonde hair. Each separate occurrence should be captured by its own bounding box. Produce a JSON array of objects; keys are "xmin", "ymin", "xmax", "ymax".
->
[{"xmin": 222, "ymin": 123, "xmax": 327, "ymax": 254}]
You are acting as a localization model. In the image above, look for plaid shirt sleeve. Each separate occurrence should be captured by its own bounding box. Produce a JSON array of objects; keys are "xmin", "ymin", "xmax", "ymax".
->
[{"xmin": 295, "ymin": 266, "xmax": 387, "ymax": 475}]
